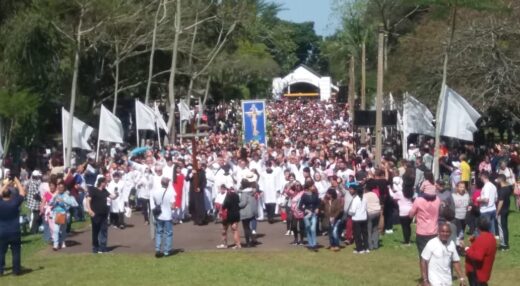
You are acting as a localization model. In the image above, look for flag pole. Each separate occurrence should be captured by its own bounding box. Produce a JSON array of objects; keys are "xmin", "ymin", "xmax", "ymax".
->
[
  {"xmin": 96, "ymin": 137, "xmax": 101, "ymax": 163},
  {"xmin": 155, "ymin": 102, "xmax": 162, "ymax": 149}
]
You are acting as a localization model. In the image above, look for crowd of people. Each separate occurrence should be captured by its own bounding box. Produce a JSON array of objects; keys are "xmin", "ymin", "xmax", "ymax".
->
[{"xmin": 1, "ymin": 98, "xmax": 517, "ymax": 285}]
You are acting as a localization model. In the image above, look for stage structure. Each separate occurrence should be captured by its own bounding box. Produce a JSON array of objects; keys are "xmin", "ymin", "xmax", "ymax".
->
[{"xmin": 272, "ymin": 65, "xmax": 338, "ymax": 101}]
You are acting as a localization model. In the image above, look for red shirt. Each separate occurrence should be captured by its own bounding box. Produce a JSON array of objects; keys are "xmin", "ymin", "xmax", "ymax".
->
[{"xmin": 465, "ymin": 231, "xmax": 496, "ymax": 283}]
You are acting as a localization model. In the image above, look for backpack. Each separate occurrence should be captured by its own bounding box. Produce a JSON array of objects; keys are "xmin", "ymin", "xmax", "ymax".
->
[{"xmin": 291, "ymin": 192, "xmax": 305, "ymax": 219}]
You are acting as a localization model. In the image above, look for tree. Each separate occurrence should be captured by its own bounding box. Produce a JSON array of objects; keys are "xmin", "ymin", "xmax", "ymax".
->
[{"xmin": 0, "ymin": 89, "xmax": 40, "ymax": 166}]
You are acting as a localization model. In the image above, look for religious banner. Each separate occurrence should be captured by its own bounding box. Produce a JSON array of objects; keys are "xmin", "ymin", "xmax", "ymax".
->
[{"xmin": 242, "ymin": 100, "xmax": 267, "ymax": 145}]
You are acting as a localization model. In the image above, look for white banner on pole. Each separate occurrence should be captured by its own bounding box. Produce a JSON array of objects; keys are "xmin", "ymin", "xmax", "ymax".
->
[
  {"xmin": 403, "ymin": 94, "xmax": 435, "ymax": 137},
  {"xmin": 98, "ymin": 105, "xmax": 124, "ymax": 144},
  {"xmin": 439, "ymin": 86, "xmax": 481, "ymax": 141},
  {"xmin": 178, "ymin": 100, "xmax": 192, "ymax": 121},
  {"xmin": 61, "ymin": 108, "xmax": 94, "ymax": 151}
]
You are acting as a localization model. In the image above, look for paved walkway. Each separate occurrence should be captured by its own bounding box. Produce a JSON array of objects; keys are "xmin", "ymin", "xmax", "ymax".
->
[{"xmin": 58, "ymin": 212, "xmax": 333, "ymax": 254}]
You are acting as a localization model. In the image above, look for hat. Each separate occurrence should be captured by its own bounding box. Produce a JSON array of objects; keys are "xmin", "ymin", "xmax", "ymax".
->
[
  {"xmin": 243, "ymin": 171, "xmax": 258, "ymax": 183},
  {"xmin": 32, "ymin": 170, "xmax": 42, "ymax": 177}
]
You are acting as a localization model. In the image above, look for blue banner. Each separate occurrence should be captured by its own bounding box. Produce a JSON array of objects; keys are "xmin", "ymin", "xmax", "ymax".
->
[{"xmin": 242, "ymin": 100, "xmax": 267, "ymax": 145}]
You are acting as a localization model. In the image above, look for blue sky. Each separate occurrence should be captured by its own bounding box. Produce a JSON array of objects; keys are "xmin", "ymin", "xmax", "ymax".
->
[{"xmin": 272, "ymin": 0, "xmax": 339, "ymax": 36}]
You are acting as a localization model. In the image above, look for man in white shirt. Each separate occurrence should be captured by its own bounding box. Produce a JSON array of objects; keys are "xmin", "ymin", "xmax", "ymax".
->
[
  {"xmin": 420, "ymin": 223, "xmax": 466, "ymax": 286},
  {"xmin": 478, "ymin": 171, "xmax": 498, "ymax": 236},
  {"xmin": 107, "ymin": 172, "xmax": 126, "ymax": 229},
  {"xmin": 150, "ymin": 177, "xmax": 175, "ymax": 258}
]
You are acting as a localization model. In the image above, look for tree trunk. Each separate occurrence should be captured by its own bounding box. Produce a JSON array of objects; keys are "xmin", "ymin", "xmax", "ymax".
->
[
  {"xmin": 375, "ymin": 24, "xmax": 385, "ymax": 166},
  {"xmin": 433, "ymin": 7, "xmax": 458, "ymax": 179},
  {"xmin": 186, "ymin": 0, "xmax": 200, "ymax": 107},
  {"xmin": 66, "ymin": 8, "xmax": 84, "ymax": 168},
  {"xmin": 145, "ymin": 0, "xmax": 163, "ymax": 105},
  {"xmin": 348, "ymin": 54, "xmax": 356, "ymax": 123},
  {"xmin": 166, "ymin": 0, "xmax": 181, "ymax": 143},
  {"xmin": 361, "ymin": 41, "xmax": 367, "ymax": 144},
  {"xmin": 112, "ymin": 42, "xmax": 120, "ymax": 114}
]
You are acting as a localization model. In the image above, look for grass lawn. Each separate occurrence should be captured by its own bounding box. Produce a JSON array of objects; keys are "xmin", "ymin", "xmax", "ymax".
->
[{"xmin": 2, "ymin": 208, "xmax": 520, "ymax": 285}]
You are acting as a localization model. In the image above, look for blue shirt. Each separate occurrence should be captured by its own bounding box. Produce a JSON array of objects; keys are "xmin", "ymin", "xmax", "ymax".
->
[{"xmin": 0, "ymin": 194, "xmax": 24, "ymax": 238}]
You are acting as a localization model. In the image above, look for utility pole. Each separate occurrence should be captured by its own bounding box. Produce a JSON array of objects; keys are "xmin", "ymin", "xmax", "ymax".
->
[
  {"xmin": 348, "ymin": 55, "xmax": 355, "ymax": 122},
  {"xmin": 360, "ymin": 41, "xmax": 367, "ymax": 145},
  {"xmin": 375, "ymin": 24, "xmax": 385, "ymax": 166}
]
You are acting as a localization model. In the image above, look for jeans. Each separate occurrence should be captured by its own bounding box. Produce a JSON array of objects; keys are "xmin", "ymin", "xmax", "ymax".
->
[
  {"xmin": 91, "ymin": 214, "xmax": 108, "ymax": 252},
  {"xmin": 304, "ymin": 213, "xmax": 317, "ymax": 247},
  {"xmin": 265, "ymin": 203, "xmax": 276, "ymax": 223},
  {"xmin": 353, "ymin": 220, "xmax": 369, "ymax": 252},
  {"xmin": 0, "ymin": 234, "xmax": 21, "ymax": 275},
  {"xmin": 43, "ymin": 220, "xmax": 52, "ymax": 243},
  {"xmin": 242, "ymin": 218, "xmax": 254, "ymax": 245},
  {"xmin": 328, "ymin": 219, "xmax": 343, "ymax": 247},
  {"xmin": 455, "ymin": 218, "xmax": 467, "ymax": 239},
  {"xmin": 138, "ymin": 198, "xmax": 150, "ymax": 223},
  {"xmin": 52, "ymin": 216, "xmax": 68, "ymax": 248},
  {"xmin": 155, "ymin": 219, "xmax": 173, "ymax": 254},
  {"xmin": 479, "ymin": 211, "xmax": 496, "ymax": 236},
  {"xmin": 29, "ymin": 210, "xmax": 41, "ymax": 234},
  {"xmin": 399, "ymin": 216, "xmax": 412, "ymax": 244},
  {"xmin": 367, "ymin": 213, "xmax": 380, "ymax": 250},
  {"xmin": 75, "ymin": 192, "xmax": 86, "ymax": 221},
  {"xmin": 250, "ymin": 217, "xmax": 257, "ymax": 232},
  {"xmin": 497, "ymin": 212, "xmax": 509, "ymax": 247}
]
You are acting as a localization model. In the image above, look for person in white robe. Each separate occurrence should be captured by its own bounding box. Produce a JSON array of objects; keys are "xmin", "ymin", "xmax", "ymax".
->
[{"xmin": 107, "ymin": 172, "xmax": 126, "ymax": 228}]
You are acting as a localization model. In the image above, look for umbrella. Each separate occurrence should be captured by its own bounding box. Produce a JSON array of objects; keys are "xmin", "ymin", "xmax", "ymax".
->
[{"xmin": 130, "ymin": 146, "xmax": 150, "ymax": 157}]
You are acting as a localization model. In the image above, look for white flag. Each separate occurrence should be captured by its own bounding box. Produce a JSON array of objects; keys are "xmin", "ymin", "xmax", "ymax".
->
[
  {"xmin": 403, "ymin": 94, "xmax": 435, "ymax": 137},
  {"xmin": 61, "ymin": 108, "xmax": 94, "ymax": 150},
  {"xmin": 439, "ymin": 86, "xmax": 481, "ymax": 141},
  {"xmin": 177, "ymin": 100, "xmax": 192, "ymax": 121},
  {"xmin": 135, "ymin": 100, "xmax": 156, "ymax": 131},
  {"xmin": 98, "ymin": 105, "xmax": 124, "ymax": 143},
  {"xmin": 154, "ymin": 103, "xmax": 169, "ymax": 134}
]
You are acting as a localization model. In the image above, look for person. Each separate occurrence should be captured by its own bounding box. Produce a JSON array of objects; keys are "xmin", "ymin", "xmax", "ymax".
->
[
  {"xmin": 187, "ymin": 165, "xmax": 208, "ymax": 225},
  {"xmin": 218, "ymin": 185, "xmax": 241, "ymax": 249},
  {"xmin": 477, "ymin": 171, "xmax": 497, "ymax": 236},
  {"xmin": 136, "ymin": 167, "xmax": 153, "ymax": 225},
  {"xmin": 460, "ymin": 154, "xmax": 471, "ymax": 190},
  {"xmin": 41, "ymin": 178, "xmax": 57, "ymax": 244},
  {"xmin": 420, "ymin": 223, "xmax": 466, "ymax": 286},
  {"xmin": 172, "ymin": 165, "xmax": 184, "ymax": 223},
  {"xmin": 349, "ymin": 185, "xmax": 369, "ymax": 254},
  {"xmin": 49, "ymin": 180, "xmax": 77, "ymax": 251},
  {"xmin": 85, "ymin": 177, "xmax": 117, "ymax": 253},
  {"xmin": 452, "ymin": 181, "xmax": 470, "ymax": 242},
  {"xmin": 107, "ymin": 172, "xmax": 125, "ymax": 229},
  {"xmin": 288, "ymin": 182, "xmax": 305, "ymax": 246},
  {"xmin": 25, "ymin": 170, "xmax": 42, "ymax": 234},
  {"xmin": 409, "ymin": 174, "xmax": 441, "ymax": 272},
  {"xmin": 0, "ymin": 177, "xmax": 26, "ymax": 276},
  {"xmin": 364, "ymin": 184, "xmax": 381, "ymax": 250},
  {"xmin": 496, "ymin": 174, "xmax": 512, "ymax": 250},
  {"xmin": 464, "ymin": 217, "xmax": 497, "ymax": 286},
  {"xmin": 390, "ymin": 174, "xmax": 413, "ymax": 245},
  {"xmin": 322, "ymin": 188, "xmax": 343, "ymax": 251},
  {"xmin": 298, "ymin": 182, "xmax": 320, "ymax": 251},
  {"xmin": 239, "ymin": 179, "xmax": 258, "ymax": 248},
  {"xmin": 150, "ymin": 177, "xmax": 175, "ymax": 258},
  {"xmin": 259, "ymin": 162, "xmax": 278, "ymax": 224}
]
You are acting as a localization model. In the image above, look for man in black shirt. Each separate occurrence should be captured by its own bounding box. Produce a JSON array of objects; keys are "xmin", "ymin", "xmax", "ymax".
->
[
  {"xmin": 496, "ymin": 174, "xmax": 512, "ymax": 250},
  {"xmin": 0, "ymin": 177, "xmax": 26, "ymax": 276},
  {"xmin": 86, "ymin": 178, "xmax": 118, "ymax": 253}
]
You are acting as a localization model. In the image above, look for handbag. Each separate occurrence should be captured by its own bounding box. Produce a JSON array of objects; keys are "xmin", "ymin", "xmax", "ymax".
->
[
  {"xmin": 152, "ymin": 189, "xmax": 167, "ymax": 218},
  {"xmin": 55, "ymin": 213, "xmax": 67, "ymax": 225}
]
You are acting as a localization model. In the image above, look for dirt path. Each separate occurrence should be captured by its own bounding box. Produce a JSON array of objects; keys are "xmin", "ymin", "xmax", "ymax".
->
[{"xmin": 58, "ymin": 212, "xmax": 333, "ymax": 254}]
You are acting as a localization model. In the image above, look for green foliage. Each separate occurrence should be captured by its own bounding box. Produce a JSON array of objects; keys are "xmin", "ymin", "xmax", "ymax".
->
[{"xmin": 0, "ymin": 89, "xmax": 40, "ymax": 126}]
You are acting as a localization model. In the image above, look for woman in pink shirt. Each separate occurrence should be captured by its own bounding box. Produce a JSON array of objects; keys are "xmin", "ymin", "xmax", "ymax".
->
[{"xmin": 390, "ymin": 176, "xmax": 413, "ymax": 245}]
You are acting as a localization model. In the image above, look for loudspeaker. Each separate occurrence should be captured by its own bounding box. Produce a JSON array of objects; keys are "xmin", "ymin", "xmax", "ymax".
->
[{"xmin": 354, "ymin": 110, "xmax": 397, "ymax": 126}]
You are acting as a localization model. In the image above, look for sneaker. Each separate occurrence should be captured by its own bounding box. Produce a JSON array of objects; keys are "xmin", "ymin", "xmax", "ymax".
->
[
  {"xmin": 285, "ymin": 230, "xmax": 291, "ymax": 236},
  {"xmin": 297, "ymin": 241, "xmax": 304, "ymax": 246},
  {"xmin": 216, "ymin": 244, "xmax": 227, "ymax": 249},
  {"xmin": 385, "ymin": 229, "xmax": 394, "ymax": 234},
  {"xmin": 61, "ymin": 242, "xmax": 66, "ymax": 249},
  {"xmin": 365, "ymin": 249, "xmax": 370, "ymax": 254},
  {"xmin": 353, "ymin": 250, "xmax": 361, "ymax": 254},
  {"xmin": 290, "ymin": 241, "xmax": 299, "ymax": 246},
  {"xmin": 155, "ymin": 251, "xmax": 164, "ymax": 258},
  {"xmin": 252, "ymin": 230, "xmax": 257, "ymax": 235}
]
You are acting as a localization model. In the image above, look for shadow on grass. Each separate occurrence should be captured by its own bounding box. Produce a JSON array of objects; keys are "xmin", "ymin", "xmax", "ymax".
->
[{"xmin": 1, "ymin": 266, "xmax": 44, "ymax": 277}]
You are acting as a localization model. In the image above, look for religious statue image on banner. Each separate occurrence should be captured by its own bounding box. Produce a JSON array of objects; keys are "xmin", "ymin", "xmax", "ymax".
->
[{"xmin": 242, "ymin": 100, "xmax": 267, "ymax": 145}]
